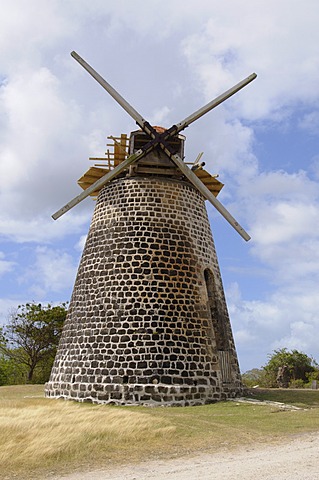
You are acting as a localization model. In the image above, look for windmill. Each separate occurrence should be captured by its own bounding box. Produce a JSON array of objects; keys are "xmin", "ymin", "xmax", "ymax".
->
[{"xmin": 45, "ymin": 52, "xmax": 256, "ymax": 405}]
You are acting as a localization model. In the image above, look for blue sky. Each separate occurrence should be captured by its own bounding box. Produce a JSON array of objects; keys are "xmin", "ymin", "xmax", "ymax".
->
[{"xmin": 1, "ymin": 0, "xmax": 319, "ymax": 372}]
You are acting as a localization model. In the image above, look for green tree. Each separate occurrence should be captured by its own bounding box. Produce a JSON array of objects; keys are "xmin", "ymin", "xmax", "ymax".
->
[
  {"xmin": 0, "ymin": 327, "xmax": 5, "ymax": 352},
  {"xmin": 0, "ymin": 303, "xmax": 67, "ymax": 383},
  {"xmin": 305, "ymin": 368, "xmax": 319, "ymax": 387},
  {"xmin": 263, "ymin": 348, "xmax": 316, "ymax": 388},
  {"xmin": 0, "ymin": 328, "xmax": 9, "ymax": 385},
  {"xmin": 0, "ymin": 355, "xmax": 27, "ymax": 385},
  {"xmin": 0, "ymin": 327, "xmax": 26, "ymax": 385},
  {"xmin": 241, "ymin": 368, "xmax": 268, "ymax": 388}
]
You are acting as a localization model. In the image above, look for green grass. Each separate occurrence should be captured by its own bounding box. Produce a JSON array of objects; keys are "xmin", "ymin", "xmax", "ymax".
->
[
  {"xmin": 247, "ymin": 388, "xmax": 319, "ymax": 408},
  {"xmin": 1, "ymin": 385, "xmax": 319, "ymax": 479},
  {"xmin": 0, "ymin": 384, "xmax": 44, "ymax": 400}
]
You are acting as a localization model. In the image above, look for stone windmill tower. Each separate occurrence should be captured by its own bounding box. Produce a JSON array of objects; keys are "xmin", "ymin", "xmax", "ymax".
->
[{"xmin": 45, "ymin": 52, "xmax": 256, "ymax": 406}]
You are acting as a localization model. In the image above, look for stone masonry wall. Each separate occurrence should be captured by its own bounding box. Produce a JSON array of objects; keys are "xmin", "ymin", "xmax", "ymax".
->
[{"xmin": 45, "ymin": 176, "xmax": 243, "ymax": 405}]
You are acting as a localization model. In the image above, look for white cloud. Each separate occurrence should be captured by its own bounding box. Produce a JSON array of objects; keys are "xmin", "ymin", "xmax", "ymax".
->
[
  {"xmin": 206, "ymin": 117, "xmax": 257, "ymax": 178},
  {"xmin": 0, "ymin": 252, "xmax": 15, "ymax": 276},
  {"xmin": 237, "ymin": 167, "xmax": 319, "ymax": 291},
  {"xmin": 0, "ymin": 2, "xmax": 76, "ymax": 73},
  {"xmin": 1, "ymin": 0, "xmax": 317, "ymax": 243},
  {"xmin": 0, "ymin": 66, "xmax": 84, "ymax": 211},
  {"xmin": 75, "ymin": 234, "xmax": 87, "ymax": 252},
  {"xmin": 229, "ymin": 284, "xmax": 319, "ymax": 370},
  {"xmin": 250, "ymin": 201, "xmax": 319, "ymax": 246},
  {"xmin": 0, "ymin": 298, "xmax": 22, "ymax": 326},
  {"xmin": 273, "ymin": 319, "xmax": 319, "ymax": 354},
  {"xmin": 245, "ymin": 170, "xmax": 318, "ymax": 203},
  {"xmin": 1, "ymin": 0, "xmax": 319, "ymax": 373},
  {"xmin": 181, "ymin": 0, "xmax": 319, "ymax": 120},
  {"xmin": 310, "ymin": 156, "xmax": 319, "ymax": 181},
  {"xmin": 0, "ymin": 62, "xmax": 96, "ymax": 243},
  {"xmin": 299, "ymin": 111, "xmax": 319, "ymax": 135},
  {"xmin": 149, "ymin": 106, "xmax": 171, "ymax": 126},
  {"xmin": 227, "ymin": 162, "xmax": 319, "ymax": 370},
  {"xmin": 0, "ymin": 212, "xmax": 90, "ymax": 244},
  {"xmin": 21, "ymin": 246, "xmax": 78, "ymax": 297}
]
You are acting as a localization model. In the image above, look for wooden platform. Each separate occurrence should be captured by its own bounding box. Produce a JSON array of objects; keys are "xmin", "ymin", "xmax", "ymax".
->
[
  {"xmin": 77, "ymin": 133, "xmax": 224, "ymax": 198},
  {"xmin": 78, "ymin": 164, "xmax": 224, "ymax": 198}
]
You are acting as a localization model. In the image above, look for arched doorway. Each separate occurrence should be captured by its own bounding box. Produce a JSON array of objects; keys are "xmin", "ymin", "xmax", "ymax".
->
[{"xmin": 204, "ymin": 268, "xmax": 232, "ymax": 383}]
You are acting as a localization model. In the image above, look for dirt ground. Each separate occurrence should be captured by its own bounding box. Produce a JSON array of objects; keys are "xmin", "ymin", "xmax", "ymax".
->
[{"xmin": 54, "ymin": 431, "xmax": 319, "ymax": 480}]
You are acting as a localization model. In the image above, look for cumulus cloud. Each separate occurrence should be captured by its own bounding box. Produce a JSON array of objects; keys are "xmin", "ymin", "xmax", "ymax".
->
[
  {"xmin": 299, "ymin": 111, "xmax": 319, "ymax": 135},
  {"xmin": 0, "ymin": 252, "xmax": 15, "ymax": 276},
  {"xmin": 149, "ymin": 106, "xmax": 172, "ymax": 127},
  {"xmin": 0, "ymin": 66, "xmax": 85, "ymax": 213},
  {"xmin": 20, "ymin": 246, "xmax": 78, "ymax": 298},
  {"xmin": 250, "ymin": 200, "xmax": 319, "ymax": 245},
  {"xmin": 228, "ymin": 166, "xmax": 319, "ymax": 370},
  {"xmin": 0, "ymin": 213, "xmax": 90, "ymax": 244},
  {"xmin": 181, "ymin": 0, "xmax": 319, "ymax": 120},
  {"xmin": 1, "ymin": 0, "xmax": 319, "ymax": 371},
  {"xmin": 0, "ymin": 1, "xmax": 76, "ymax": 75},
  {"xmin": 0, "ymin": 61, "xmax": 98, "ymax": 244},
  {"xmin": 74, "ymin": 234, "xmax": 87, "ymax": 252},
  {"xmin": 228, "ymin": 283, "xmax": 319, "ymax": 370},
  {"xmin": 0, "ymin": 299, "xmax": 23, "ymax": 326}
]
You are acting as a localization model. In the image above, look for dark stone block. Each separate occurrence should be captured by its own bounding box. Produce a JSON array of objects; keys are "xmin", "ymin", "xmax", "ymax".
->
[
  {"xmin": 110, "ymin": 392, "xmax": 123, "ymax": 400},
  {"xmin": 160, "ymin": 375, "xmax": 172, "ymax": 385},
  {"xmin": 140, "ymin": 394, "xmax": 151, "ymax": 401}
]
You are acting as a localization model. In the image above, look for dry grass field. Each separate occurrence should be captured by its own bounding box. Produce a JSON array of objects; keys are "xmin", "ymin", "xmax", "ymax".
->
[{"xmin": 1, "ymin": 385, "xmax": 319, "ymax": 479}]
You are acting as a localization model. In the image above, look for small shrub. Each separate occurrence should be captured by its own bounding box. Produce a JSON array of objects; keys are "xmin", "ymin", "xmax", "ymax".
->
[{"xmin": 289, "ymin": 379, "xmax": 305, "ymax": 389}]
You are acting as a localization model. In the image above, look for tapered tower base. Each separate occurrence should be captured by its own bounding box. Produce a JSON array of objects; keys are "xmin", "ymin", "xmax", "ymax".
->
[{"xmin": 46, "ymin": 176, "xmax": 243, "ymax": 405}]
